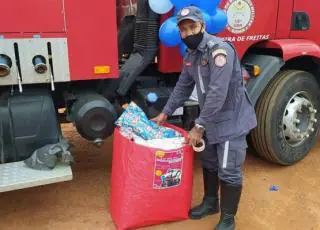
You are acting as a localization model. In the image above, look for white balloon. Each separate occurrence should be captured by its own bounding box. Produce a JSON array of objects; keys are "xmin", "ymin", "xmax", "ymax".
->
[{"xmin": 148, "ymin": 0, "xmax": 173, "ymax": 14}]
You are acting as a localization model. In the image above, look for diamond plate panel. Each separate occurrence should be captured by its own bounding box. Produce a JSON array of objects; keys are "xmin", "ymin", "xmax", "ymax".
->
[{"xmin": 0, "ymin": 161, "xmax": 72, "ymax": 192}]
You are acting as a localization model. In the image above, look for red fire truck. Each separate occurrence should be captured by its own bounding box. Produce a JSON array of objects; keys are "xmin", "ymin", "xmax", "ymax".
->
[{"xmin": 0, "ymin": 0, "xmax": 319, "ymax": 192}]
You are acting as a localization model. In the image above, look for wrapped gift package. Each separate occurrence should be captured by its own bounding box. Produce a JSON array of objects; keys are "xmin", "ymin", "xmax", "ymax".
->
[
  {"xmin": 110, "ymin": 103, "xmax": 194, "ymax": 229},
  {"xmin": 115, "ymin": 102, "xmax": 182, "ymax": 140}
]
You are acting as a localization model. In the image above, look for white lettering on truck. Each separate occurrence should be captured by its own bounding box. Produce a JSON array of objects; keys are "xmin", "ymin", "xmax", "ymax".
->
[{"xmin": 221, "ymin": 34, "xmax": 270, "ymax": 42}]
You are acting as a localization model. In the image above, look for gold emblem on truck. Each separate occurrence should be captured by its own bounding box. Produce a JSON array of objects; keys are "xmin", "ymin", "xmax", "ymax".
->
[{"xmin": 224, "ymin": 0, "xmax": 255, "ymax": 34}]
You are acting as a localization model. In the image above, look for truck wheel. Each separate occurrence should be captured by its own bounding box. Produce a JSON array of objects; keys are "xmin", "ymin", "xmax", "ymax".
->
[{"xmin": 251, "ymin": 70, "xmax": 320, "ymax": 165}]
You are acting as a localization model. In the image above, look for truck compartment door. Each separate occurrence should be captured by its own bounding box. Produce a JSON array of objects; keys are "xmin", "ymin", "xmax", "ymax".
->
[{"xmin": 0, "ymin": 0, "xmax": 66, "ymax": 33}]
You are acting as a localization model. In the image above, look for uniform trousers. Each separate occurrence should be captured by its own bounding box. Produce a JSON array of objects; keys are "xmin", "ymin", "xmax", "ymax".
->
[{"xmin": 199, "ymin": 134, "xmax": 248, "ymax": 186}]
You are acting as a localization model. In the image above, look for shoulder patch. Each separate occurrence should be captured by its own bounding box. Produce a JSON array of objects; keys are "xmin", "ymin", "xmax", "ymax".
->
[
  {"xmin": 212, "ymin": 48, "xmax": 227, "ymax": 58},
  {"xmin": 212, "ymin": 49, "xmax": 227, "ymax": 67},
  {"xmin": 214, "ymin": 55, "xmax": 227, "ymax": 67}
]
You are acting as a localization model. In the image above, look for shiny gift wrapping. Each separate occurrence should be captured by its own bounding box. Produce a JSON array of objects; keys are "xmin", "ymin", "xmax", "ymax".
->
[{"xmin": 115, "ymin": 102, "xmax": 182, "ymax": 140}]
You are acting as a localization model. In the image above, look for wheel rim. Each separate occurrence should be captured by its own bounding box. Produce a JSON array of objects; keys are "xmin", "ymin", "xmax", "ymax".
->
[
  {"xmin": 282, "ymin": 92, "xmax": 317, "ymax": 146},
  {"xmin": 282, "ymin": 91, "xmax": 317, "ymax": 147}
]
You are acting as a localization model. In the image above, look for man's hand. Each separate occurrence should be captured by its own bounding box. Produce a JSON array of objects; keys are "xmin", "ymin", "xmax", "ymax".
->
[
  {"xmin": 151, "ymin": 112, "xmax": 168, "ymax": 125},
  {"xmin": 188, "ymin": 126, "xmax": 204, "ymax": 147}
]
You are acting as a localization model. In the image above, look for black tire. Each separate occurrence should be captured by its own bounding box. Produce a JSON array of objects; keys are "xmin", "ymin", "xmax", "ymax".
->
[{"xmin": 251, "ymin": 70, "xmax": 320, "ymax": 165}]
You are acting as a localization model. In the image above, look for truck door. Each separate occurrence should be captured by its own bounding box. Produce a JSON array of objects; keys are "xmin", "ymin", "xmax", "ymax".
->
[
  {"xmin": 220, "ymin": 0, "xmax": 279, "ymax": 57},
  {"xmin": 290, "ymin": 0, "xmax": 320, "ymax": 44}
]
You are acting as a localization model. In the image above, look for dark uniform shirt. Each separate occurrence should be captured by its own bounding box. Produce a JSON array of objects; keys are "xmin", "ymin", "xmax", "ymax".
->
[{"xmin": 163, "ymin": 32, "xmax": 257, "ymax": 144}]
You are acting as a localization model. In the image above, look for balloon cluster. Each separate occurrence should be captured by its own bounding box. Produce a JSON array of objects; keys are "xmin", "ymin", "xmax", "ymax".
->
[{"xmin": 148, "ymin": 0, "xmax": 228, "ymax": 56}]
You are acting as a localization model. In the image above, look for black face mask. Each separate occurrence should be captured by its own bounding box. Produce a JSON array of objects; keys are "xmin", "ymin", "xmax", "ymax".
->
[{"xmin": 182, "ymin": 31, "xmax": 204, "ymax": 50}]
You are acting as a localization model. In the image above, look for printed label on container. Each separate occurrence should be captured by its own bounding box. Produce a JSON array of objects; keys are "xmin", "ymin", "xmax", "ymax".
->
[{"xmin": 153, "ymin": 150, "xmax": 183, "ymax": 189}]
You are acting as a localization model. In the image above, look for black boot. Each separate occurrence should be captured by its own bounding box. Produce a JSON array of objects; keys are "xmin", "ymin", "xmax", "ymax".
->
[
  {"xmin": 189, "ymin": 168, "xmax": 220, "ymax": 220},
  {"xmin": 214, "ymin": 181, "xmax": 242, "ymax": 230}
]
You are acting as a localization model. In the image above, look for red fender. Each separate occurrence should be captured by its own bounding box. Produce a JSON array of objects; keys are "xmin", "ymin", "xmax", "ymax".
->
[{"xmin": 257, "ymin": 39, "xmax": 320, "ymax": 61}]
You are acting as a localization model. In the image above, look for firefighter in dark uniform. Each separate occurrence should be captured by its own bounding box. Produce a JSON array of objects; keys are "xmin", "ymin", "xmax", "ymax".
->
[{"xmin": 152, "ymin": 6, "xmax": 257, "ymax": 230}]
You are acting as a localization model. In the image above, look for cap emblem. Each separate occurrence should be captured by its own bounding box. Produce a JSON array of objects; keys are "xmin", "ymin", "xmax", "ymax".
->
[{"xmin": 181, "ymin": 8, "xmax": 190, "ymax": 16}]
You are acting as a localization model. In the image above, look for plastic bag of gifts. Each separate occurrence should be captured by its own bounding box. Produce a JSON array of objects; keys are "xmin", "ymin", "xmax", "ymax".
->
[
  {"xmin": 115, "ymin": 102, "xmax": 185, "ymax": 150},
  {"xmin": 110, "ymin": 111, "xmax": 194, "ymax": 230}
]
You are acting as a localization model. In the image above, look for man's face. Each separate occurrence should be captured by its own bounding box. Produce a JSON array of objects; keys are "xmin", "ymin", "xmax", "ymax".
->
[{"xmin": 178, "ymin": 19, "xmax": 204, "ymax": 39}]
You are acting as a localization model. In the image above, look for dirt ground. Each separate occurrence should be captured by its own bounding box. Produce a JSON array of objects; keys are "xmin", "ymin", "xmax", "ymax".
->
[{"xmin": 0, "ymin": 124, "xmax": 320, "ymax": 230}]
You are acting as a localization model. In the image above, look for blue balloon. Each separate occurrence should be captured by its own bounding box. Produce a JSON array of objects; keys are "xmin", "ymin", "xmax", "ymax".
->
[
  {"xmin": 196, "ymin": 0, "xmax": 221, "ymax": 14},
  {"xmin": 202, "ymin": 11, "xmax": 213, "ymax": 33},
  {"xmin": 173, "ymin": 7, "xmax": 180, "ymax": 15},
  {"xmin": 159, "ymin": 17, "xmax": 182, "ymax": 47},
  {"xmin": 148, "ymin": 0, "xmax": 173, "ymax": 14},
  {"xmin": 179, "ymin": 43, "xmax": 188, "ymax": 56},
  {"xmin": 210, "ymin": 9, "xmax": 228, "ymax": 34},
  {"xmin": 170, "ymin": 0, "xmax": 196, "ymax": 11}
]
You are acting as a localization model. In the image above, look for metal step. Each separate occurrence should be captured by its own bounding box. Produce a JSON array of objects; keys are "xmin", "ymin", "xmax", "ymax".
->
[{"xmin": 0, "ymin": 161, "xmax": 73, "ymax": 193}]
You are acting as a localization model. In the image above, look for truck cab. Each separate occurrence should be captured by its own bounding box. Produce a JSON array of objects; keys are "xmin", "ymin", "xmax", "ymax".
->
[{"xmin": 116, "ymin": 0, "xmax": 320, "ymax": 166}]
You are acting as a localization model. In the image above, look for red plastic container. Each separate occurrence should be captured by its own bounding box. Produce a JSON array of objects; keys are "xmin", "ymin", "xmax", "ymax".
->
[{"xmin": 109, "ymin": 124, "xmax": 194, "ymax": 230}]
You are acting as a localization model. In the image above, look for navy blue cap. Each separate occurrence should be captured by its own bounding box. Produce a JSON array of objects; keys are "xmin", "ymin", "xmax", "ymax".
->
[{"xmin": 176, "ymin": 6, "xmax": 204, "ymax": 25}]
